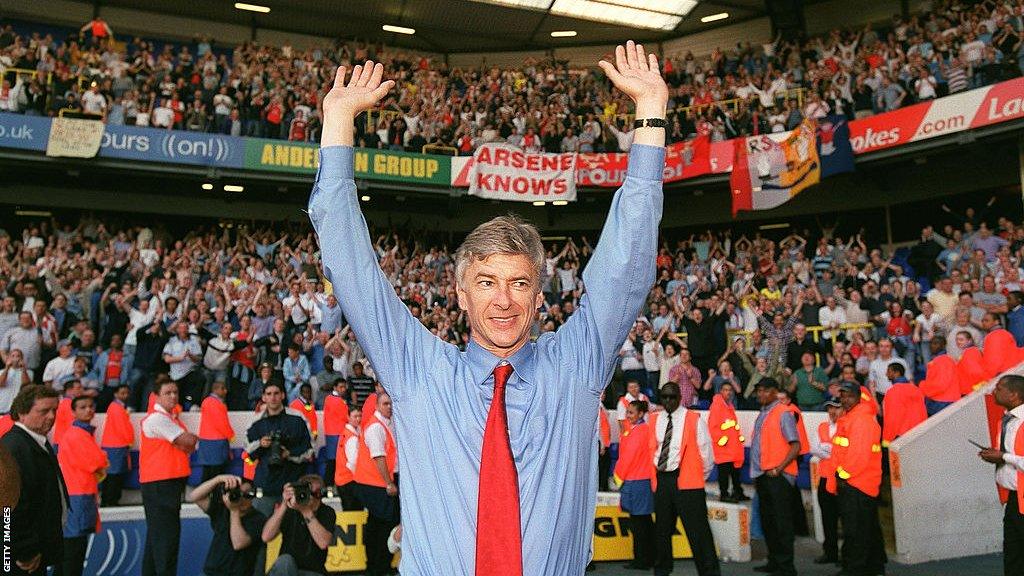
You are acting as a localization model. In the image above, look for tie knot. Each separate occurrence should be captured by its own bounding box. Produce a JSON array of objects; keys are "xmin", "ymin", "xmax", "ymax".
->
[{"xmin": 493, "ymin": 363, "xmax": 514, "ymax": 389}]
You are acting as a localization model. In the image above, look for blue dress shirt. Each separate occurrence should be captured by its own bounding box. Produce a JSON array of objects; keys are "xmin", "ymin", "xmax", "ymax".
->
[{"xmin": 308, "ymin": 143, "xmax": 664, "ymax": 575}]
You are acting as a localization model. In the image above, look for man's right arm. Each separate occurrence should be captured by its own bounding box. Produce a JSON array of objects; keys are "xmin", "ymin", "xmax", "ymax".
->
[{"xmin": 309, "ymin": 63, "xmax": 435, "ymax": 400}]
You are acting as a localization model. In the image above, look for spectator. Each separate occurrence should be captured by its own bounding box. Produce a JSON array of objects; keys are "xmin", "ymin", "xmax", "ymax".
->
[
  {"xmin": 261, "ymin": 475, "xmax": 336, "ymax": 576},
  {"xmin": 0, "ymin": 348, "xmax": 32, "ymax": 413},
  {"xmin": 283, "ymin": 343, "xmax": 311, "ymax": 402},
  {"xmin": 162, "ymin": 321, "xmax": 204, "ymax": 409},
  {"xmin": 2, "ymin": 312, "xmax": 42, "ymax": 378},
  {"xmin": 244, "ymin": 381, "xmax": 314, "ymax": 516}
]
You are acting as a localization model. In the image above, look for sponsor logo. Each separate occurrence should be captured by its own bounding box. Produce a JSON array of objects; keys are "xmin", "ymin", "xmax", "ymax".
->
[
  {"xmin": 162, "ymin": 134, "xmax": 233, "ymax": 162},
  {"xmin": 101, "ymin": 132, "xmax": 150, "ymax": 152},
  {"xmin": 0, "ymin": 124, "xmax": 34, "ymax": 140},
  {"xmin": 849, "ymin": 127, "xmax": 901, "ymax": 152},
  {"xmin": 986, "ymin": 94, "xmax": 1023, "ymax": 121},
  {"xmin": 918, "ymin": 114, "xmax": 965, "ymax": 136}
]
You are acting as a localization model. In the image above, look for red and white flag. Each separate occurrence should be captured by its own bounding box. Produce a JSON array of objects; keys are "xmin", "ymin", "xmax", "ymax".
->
[{"xmin": 468, "ymin": 143, "xmax": 577, "ymax": 203}]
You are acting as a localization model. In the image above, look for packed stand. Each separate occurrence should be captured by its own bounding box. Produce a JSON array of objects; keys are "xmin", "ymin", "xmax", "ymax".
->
[{"xmin": 0, "ymin": 0, "xmax": 1021, "ymax": 153}]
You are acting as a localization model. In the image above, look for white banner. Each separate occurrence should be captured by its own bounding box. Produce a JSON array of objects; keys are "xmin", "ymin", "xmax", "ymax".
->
[
  {"xmin": 46, "ymin": 117, "xmax": 105, "ymax": 158},
  {"xmin": 467, "ymin": 143, "xmax": 577, "ymax": 202}
]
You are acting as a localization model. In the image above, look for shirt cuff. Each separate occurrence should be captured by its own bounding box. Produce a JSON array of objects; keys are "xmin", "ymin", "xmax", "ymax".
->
[
  {"xmin": 626, "ymin": 144, "xmax": 666, "ymax": 181},
  {"xmin": 317, "ymin": 146, "xmax": 354, "ymax": 181}
]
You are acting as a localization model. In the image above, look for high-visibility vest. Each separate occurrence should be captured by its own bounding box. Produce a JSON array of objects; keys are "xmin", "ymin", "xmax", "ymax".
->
[
  {"xmin": 708, "ymin": 394, "xmax": 744, "ymax": 466},
  {"xmin": 1002, "ymin": 416, "xmax": 1024, "ymax": 514},
  {"xmin": 199, "ymin": 395, "xmax": 234, "ymax": 441},
  {"xmin": 335, "ymin": 425, "xmax": 358, "ymax": 486},
  {"xmin": 881, "ymin": 382, "xmax": 927, "ymax": 446},
  {"xmin": 831, "ymin": 401, "xmax": 882, "ymax": 497},
  {"xmin": 613, "ymin": 420, "xmax": 652, "ymax": 485},
  {"xmin": 362, "ymin": 393, "xmax": 378, "ymax": 422},
  {"xmin": 919, "ymin": 355, "xmax": 961, "ymax": 403},
  {"xmin": 0, "ymin": 413, "xmax": 13, "ymax": 436},
  {"xmin": 760, "ymin": 403, "xmax": 808, "ymax": 477},
  {"xmin": 100, "ymin": 401, "xmax": 134, "ymax": 448},
  {"xmin": 289, "ymin": 398, "xmax": 319, "ymax": 438},
  {"xmin": 57, "ymin": 422, "xmax": 108, "ymax": 495},
  {"xmin": 241, "ymin": 450, "xmax": 257, "ymax": 481},
  {"xmin": 53, "ymin": 397, "xmax": 73, "ymax": 445},
  {"xmin": 816, "ymin": 421, "xmax": 837, "ymax": 485},
  {"xmin": 784, "ymin": 404, "xmax": 811, "ymax": 454},
  {"xmin": 139, "ymin": 409, "xmax": 191, "ymax": 483},
  {"xmin": 598, "ymin": 407, "xmax": 611, "ymax": 448},
  {"xmin": 648, "ymin": 409, "xmax": 704, "ymax": 490},
  {"xmin": 354, "ymin": 416, "xmax": 396, "ymax": 488},
  {"xmin": 323, "ymin": 393, "xmax": 349, "ymax": 436}
]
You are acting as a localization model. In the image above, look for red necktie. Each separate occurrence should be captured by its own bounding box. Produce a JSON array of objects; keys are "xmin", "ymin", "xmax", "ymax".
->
[{"xmin": 476, "ymin": 363, "xmax": 522, "ymax": 576}]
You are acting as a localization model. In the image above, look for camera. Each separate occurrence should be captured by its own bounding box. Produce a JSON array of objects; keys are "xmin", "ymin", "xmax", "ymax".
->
[
  {"xmin": 291, "ymin": 481, "xmax": 319, "ymax": 504},
  {"xmin": 266, "ymin": 430, "xmax": 286, "ymax": 467},
  {"xmin": 227, "ymin": 485, "xmax": 257, "ymax": 502}
]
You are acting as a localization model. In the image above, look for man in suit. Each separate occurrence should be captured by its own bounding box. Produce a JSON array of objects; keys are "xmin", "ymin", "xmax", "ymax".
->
[{"xmin": 1, "ymin": 385, "xmax": 69, "ymax": 575}]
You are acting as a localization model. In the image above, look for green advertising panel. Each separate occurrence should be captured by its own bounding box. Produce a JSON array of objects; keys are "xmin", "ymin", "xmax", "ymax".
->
[{"xmin": 244, "ymin": 139, "xmax": 450, "ymax": 185}]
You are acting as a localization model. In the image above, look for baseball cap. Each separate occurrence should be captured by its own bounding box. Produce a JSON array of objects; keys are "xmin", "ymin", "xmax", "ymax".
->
[
  {"xmin": 825, "ymin": 398, "xmax": 842, "ymax": 408},
  {"xmin": 837, "ymin": 381, "xmax": 859, "ymax": 394}
]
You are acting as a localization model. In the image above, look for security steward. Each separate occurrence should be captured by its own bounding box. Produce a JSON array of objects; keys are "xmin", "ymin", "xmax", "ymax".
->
[{"xmin": 979, "ymin": 374, "xmax": 1024, "ymax": 575}]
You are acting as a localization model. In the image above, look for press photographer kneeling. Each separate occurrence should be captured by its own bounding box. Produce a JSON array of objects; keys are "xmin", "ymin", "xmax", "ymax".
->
[
  {"xmin": 262, "ymin": 474, "xmax": 337, "ymax": 576},
  {"xmin": 245, "ymin": 381, "xmax": 315, "ymax": 516},
  {"xmin": 189, "ymin": 474, "xmax": 267, "ymax": 576}
]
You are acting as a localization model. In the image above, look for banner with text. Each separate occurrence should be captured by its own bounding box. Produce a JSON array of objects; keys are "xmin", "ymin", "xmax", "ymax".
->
[
  {"xmin": 97, "ymin": 124, "xmax": 246, "ymax": 167},
  {"xmin": 576, "ymin": 135, "xmax": 712, "ymax": 187},
  {"xmin": 243, "ymin": 139, "xmax": 450, "ymax": 185},
  {"xmin": 467, "ymin": 143, "xmax": 577, "ymax": 202},
  {"xmin": 0, "ymin": 113, "xmax": 51, "ymax": 151},
  {"xmin": 731, "ymin": 119, "xmax": 820, "ymax": 215},
  {"xmin": 46, "ymin": 117, "xmax": 105, "ymax": 158}
]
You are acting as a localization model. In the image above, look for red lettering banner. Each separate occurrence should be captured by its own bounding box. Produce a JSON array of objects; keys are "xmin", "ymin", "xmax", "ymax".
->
[{"xmin": 467, "ymin": 143, "xmax": 577, "ymax": 202}]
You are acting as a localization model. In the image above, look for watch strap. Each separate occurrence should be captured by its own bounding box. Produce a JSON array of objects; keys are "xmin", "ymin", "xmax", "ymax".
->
[{"xmin": 633, "ymin": 117, "xmax": 668, "ymax": 129}]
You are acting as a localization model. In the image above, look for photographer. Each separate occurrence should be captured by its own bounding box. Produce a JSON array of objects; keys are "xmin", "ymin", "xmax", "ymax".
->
[
  {"xmin": 261, "ymin": 475, "xmax": 336, "ymax": 576},
  {"xmin": 245, "ymin": 381, "xmax": 314, "ymax": 516},
  {"xmin": 188, "ymin": 474, "xmax": 267, "ymax": 576}
]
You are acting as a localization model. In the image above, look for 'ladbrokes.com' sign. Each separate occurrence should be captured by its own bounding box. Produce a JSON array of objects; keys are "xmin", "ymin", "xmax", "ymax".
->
[{"xmin": 244, "ymin": 139, "xmax": 449, "ymax": 186}]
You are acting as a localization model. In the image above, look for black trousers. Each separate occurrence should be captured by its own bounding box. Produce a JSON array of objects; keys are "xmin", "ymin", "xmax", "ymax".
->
[
  {"xmin": 817, "ymin": 477, "xmax": 840, "ymax": 561},
  {"xmin": 837, "ymin": 480, "xmax": 887, "ymax": 576},
  {"xmin": 653, "ymin": 470, "xmax": 720, "ymax": 576},
  {"xmin": 337, "ymin": 481, "xmax": 362, "ymax": 511},
  {"xmin": 141, "ymin": 478, "xmax": 185, "ymax": 576},
  {"xmin": 717, "ymin": 462, "xmax": 743, "ymax": 498},
  {"xmin": 628, "ymin": 514, "xmax": 654, "ymax": 568},
  {"xmin": 100, "ymin": 472, "xmax": 126, "ymax": 507},
  {"xmin": 324, "ymin": 458, "xmax": 337, "ymax": 488},
  {"xmin": 60, "ymin": 535, "xmax": 89, "ymax": 576},
  {"xmin": 173, "ymin": 370, "xmax": 205, "ymax": 409},
  {"xmin": 598, "ymin": 444, "xmax": 611, "ymax": 492},
  {"xmin": 755, "ymin": 474, "xmax": 796, "ymax": 576},
  {"xmin": 1007, "ymin": 491, "xmax": 1024, "ymax": 576},
  {"xmin": 355, "ymin": 482, "xmax": 400, "ymax": 576}
]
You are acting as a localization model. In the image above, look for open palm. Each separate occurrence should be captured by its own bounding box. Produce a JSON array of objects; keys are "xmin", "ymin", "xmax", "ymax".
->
[
  {"xmin": 598, "ymin": 41, "xmax": 669, "ymax": 107},
  {"xmin": 323, "ymin": 60, "xmax": 396, "ymax": 118}
]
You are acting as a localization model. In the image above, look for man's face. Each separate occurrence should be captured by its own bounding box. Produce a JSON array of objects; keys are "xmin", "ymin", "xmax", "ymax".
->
[
  {"xmin": 379, "ymin": 394, "xmax": 393, "ymax": 419},
  {"xmin": 20, "ymin": 397, "xmax": 59, "ymax": 435},
  {"xmin": 73, "ymin": 397, "xmax": 96, "ymax": 423},
  {"xmin": 994, "ymin": 378, "xmax": 1022, "ymax": 410},
  {"xmin": 756, "ymin": 385, "xmax": 775, "ymax": 406},
  {"xmin": 456, "ymin": 254, "xmax": 542, "ymax": 357},
  {"xmin": 660, "ymin": 386, "xmax": 680, "ymax": 413},
  {"xmin": 879, "ymin": 339, "xmax": 893, "ymax": 357},
  {"xmin": 627, "ymin": 381, "xmax": 640, "ymax": 397},
  {"xmin": 262, "ymin": 385, "xmax": 284, "ymax": 409},
  {"xmin": 157, "ymin": 383, "xmax": 179, "ymax": 411},
  {"xmin": 18, "ymin": 312, "xmax": 32, "ymax": 328},
  {"xmin": 840, "ymin": 388, "xmax": 860, "ymax": 411},
  {"xmin": 221, "ymin": 323, "xmax": 232, "ymax": 338},
  {"xmin": 176, "ymin": 323, "xmax": 189, "ymax": 339},
  {"xmin": 114, "ymin": 386, "xmax": 131, "ymax": 403},
  {"xmin": 827, "ymin": 404, "xmax": 843, "ymax": 423}
]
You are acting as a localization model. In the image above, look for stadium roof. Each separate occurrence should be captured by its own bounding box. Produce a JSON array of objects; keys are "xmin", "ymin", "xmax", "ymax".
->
[{"xmin": 98, "ymin": 0, "xmax": 774, "ymax": 53}]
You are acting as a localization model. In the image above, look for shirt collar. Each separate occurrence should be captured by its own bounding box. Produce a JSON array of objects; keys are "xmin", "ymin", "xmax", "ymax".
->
[
  {"xmin": 15, "ymin": 422, "xmax": 48, "ymax": 448},
  {"xmin": 1010, "ymin": 404, "xmax": 1024, "ymax": 419},
  {"xmin": 761, "ymin": 399, "xmax": 780, "ymax": 413},
  {"xmin": 72, "ymin": 420, "xmax": 96, "ymax": 435},
  {"xmin": 465, "ymin": 338, "xmax": 536, "ymax": 390}
]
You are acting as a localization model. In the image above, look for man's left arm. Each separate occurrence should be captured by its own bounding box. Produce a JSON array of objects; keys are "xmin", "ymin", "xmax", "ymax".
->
[{"xmin": 558, "ymin": 42, "xmax": 667, "ymax": 388}]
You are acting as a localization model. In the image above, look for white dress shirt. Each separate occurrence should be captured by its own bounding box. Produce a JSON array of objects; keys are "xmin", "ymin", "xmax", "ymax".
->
[
  {"xmin": 997, "ymin": 404, "xmax": 1024, "ymax": 491},
  {"xmin": 142, "ymin": 403, "xmax": 185, "ymax": 442},
  {"xmin": 364, "ymin": 410, "xmax": 397, "ymax": 473},
  {"xmin": 344, "ymin": 424, "xmax": 360, "ymax": 474},
  {"xmin": 651, "ymin": 406, "xmax": 713, "ymax": 480}
]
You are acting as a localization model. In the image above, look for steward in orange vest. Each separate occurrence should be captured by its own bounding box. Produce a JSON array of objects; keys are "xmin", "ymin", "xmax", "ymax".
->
[
  {"xmin": 53, "ymin": 380, "xmax": 84, "ymax": 447},
  {"xmin": 100, "ymin": 385, "xmax": 133, "ymax": 507},
  {"xmin": 335, "ymin": 407, "xmax": 362, "ymax": 511},
  {"xmin": 881, "ymin": 364, "xmax": 927, "ymax": 447},
  {"xmin": 353, "ymin": 392, "xmax": 399, "ymax": 576},
  {"xmin": 708, "ymin": 383, "xmax": 747, "ymax": 502},
  {"xmin": 139, "ymin": 380, "xmax": 197, "ymax": 576},
  {"xmin": 650, "ymin": 382, "xmax": 719, "ymax": 576},
  {"xmin": 978, "ymin": 374, "xmax": 1024, "ymax": 576},
  {"xmin": 833, "ymin": 381, "xmax": 886, "ymax": 576},
  {"xmin": 57, "ymin": 395, "xmax": 108, "ymax": 576},
  {"xmin": 598, "ymin": 393, "xmax": 612, "ymax": 491},
  {"xmin": 617, "ymin": 379, "xmax": 649, "ymax": 434},
  {"xmin": 811, "ymin": 398, "xmax": 843, "ymax": 565},
  {"xmin": 323, "ymin": 380, "xmax": 350, "ymax": 489},
  {"xmin": 197, "ymin": 381, "xmax": 235, "ymax": 482},
  {"xmin": 751, "ymin": 378, "xmax": 802, "ymax": 576},
  {"xmin": 289, "ymin": 383, "xmax": 319, "ymax": 439},
  {"xmin": 613, "ymin": 399, "xmax": 654, "ymax": 570}
]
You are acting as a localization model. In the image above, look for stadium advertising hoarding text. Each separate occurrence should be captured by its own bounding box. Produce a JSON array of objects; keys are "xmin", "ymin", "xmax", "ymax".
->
[
  {"xmin": 0, "ymin": 77, "xmax": 1019, "ymax": 189},
  {"xmin": 244, "ymin": 138, "xmax": 450, "ymax": 185}
]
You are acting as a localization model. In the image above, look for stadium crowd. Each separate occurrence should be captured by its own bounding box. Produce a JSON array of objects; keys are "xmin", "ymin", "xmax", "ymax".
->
[{"xmin": 0, "ymin": 0, "xmax": 1022, "ymax": 153}]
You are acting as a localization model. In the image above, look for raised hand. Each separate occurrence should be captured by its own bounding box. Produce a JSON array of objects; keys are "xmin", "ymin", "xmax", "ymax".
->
[
  {"xmin": 598, "ymin": 40, "xmax": 669, "ymax": 119},
  {"xmin": 322, "ymin": 61, "xmax": 396, "ymax": 147}
]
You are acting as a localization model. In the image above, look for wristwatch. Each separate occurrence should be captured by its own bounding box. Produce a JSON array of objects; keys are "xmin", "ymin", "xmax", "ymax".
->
[{"xmin": 633, "ymin": 117, "xmax": 668, "ymax": 129}]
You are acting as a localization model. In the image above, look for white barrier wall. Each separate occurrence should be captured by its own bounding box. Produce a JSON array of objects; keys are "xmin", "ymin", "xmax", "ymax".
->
[{"xmin": 886, "ymin": 368, "xmax": 1016, "ymax": 564}]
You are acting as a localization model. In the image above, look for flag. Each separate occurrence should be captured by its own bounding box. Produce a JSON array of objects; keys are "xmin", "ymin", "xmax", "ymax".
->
[
  {"xmin": 731, "ymin": 119, "xmax": 820, "ymax": 216},
  {"xmin": 816, "ymin": 115, "xmax": 855, "ymax": 178}
]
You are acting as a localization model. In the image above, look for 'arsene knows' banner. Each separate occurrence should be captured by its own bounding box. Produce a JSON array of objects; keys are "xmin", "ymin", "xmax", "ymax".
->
[
  {"xmin": 467, "ymin": 143, "xmax": 577, "ymax": 202},
  {"xmin": 731, "ymin": 119, "xmax": 820, "ymax": 215},
  {"xmin": 46, "ymin": 117, "xmax": 105, "ymax": 158},
  {"xmin": 244, "ymin": 138, "xmax": 450, "ymax": 185},
  {"xmin": 576, "ymin": 135, "xmax": 712, "ymax": 187}
]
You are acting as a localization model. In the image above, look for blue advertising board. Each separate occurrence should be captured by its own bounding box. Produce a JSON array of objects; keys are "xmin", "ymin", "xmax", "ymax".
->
[
  {"xmin": 98, "ymin": 124, "xmax": 245, "ymax": 167},
  {"xmin": 0, "ymin": 112, "xmax": 50, "ymax": 151}
]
